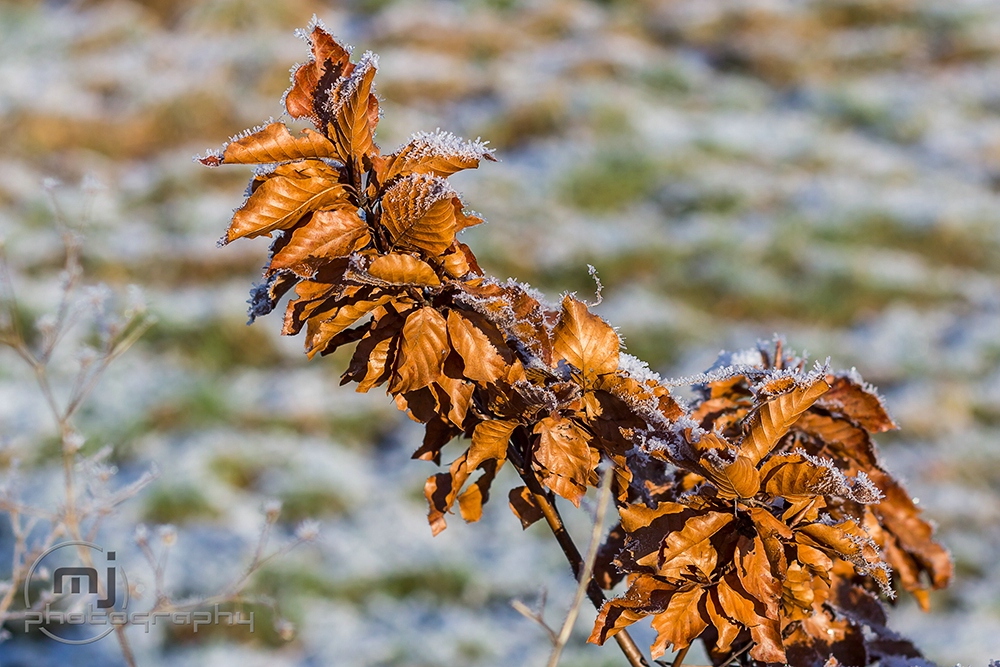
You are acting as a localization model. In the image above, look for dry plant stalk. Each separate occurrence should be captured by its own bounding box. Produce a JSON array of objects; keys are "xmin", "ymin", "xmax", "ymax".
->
[
  {"xmin": 0, "ymin": 203, "xmax": 315, "ymax": 665},
  {"xmin": 203, "ymin": 20, "xmax": 953, "ymax": 667}
]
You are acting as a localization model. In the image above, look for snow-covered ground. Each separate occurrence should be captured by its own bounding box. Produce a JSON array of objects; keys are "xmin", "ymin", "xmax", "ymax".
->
[{"xmin": 1, "ymin": 1, "xmax": 999, "ymax": 664}]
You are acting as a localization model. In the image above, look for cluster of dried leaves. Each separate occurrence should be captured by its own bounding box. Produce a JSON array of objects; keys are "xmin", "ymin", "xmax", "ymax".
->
[{"xmin": 202, "ymin": 22, "xmax": 952, "ymax": 666}]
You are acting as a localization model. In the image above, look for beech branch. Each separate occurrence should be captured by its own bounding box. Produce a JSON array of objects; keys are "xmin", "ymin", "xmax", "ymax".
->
[{"xmin": 508, "ymin": 429, "xmax": 649, "ymax": 667}]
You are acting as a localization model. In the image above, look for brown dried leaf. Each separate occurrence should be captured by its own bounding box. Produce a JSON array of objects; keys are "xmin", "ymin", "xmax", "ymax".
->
[
  {"xmin": 328, "ymin": 54, "xmax": 379, "ymax": 163},
  {"xmin": 380, "ymin": 174, "xmax": 458, "ymax": 256},
  {"xmin": 716, "ymin": 574, "xmax": 759, "ymax": 627},
  {"xmin": 748, "ymin": 616, "xmax": 786, "ymax": 663},
  {"xmin": 620, "ymin": 501, "xmax": 687, "ymax": 534},
  {"xmin": 391, "ymin": 307, "xmax": 450, "ymax": 393},
  {"xmin": 467, "ymin": 419, "xmax": 517, "ymax": 470},
  {"xmin": 640, "ymin": 511, "xmax": 732, "ymax": 573},
  {"xmin": 440, "ymin": 239, "xmax": 480, "ymax": 278},
  {"xmin": 285, "ymin": 24, "xmax": 353, "ymax": 122},
  {"xmin": 202, "ymin": 122, "xmax": 338, "ymax": 167},
  {"xmin": 453, "ymin": 198, "xmax": 485, "ymax": 232},
  {"xmin": 759, "ymin": 454, "xmax": 834, "ymax": 499},
  {"xmin": 649, "ymin": 586, "xmax": 709, "ymax": 658},
  {"xmin": 269, "ymin": 207, "xmax": 369, "ymax": 274},
  {"xmin": 227, "ymin": 162, "xmax": 350, "ymax": 243},
  {"xmin": 551, "ymin": 295, "xmax": 619, "ymax": 386},
  {"xmin": 304, "ymin": 293, "xmax": 395, "ymax": 358},
  {"xmin": 383, "ymin": 130, "xmax": 496, "ymax": 181},
  {"xmin": 705, "ymin": 588, "xmax": 740, "ymax": 654},
  {"xmin": 740, "ymin": 377, "xmax": 831, "ymax": 464},
  {"xmin": 533, "ymin": 416, "xmax": 595, "ymax": 502},
  {"xmin": 425, "ymin": 453, "xmax": 471, "ymax": 536},
  {"xmin": 798, "ymin": 520, "xmax": 890, "ymax": 591},
  {"xmin": 703, "ymin": 452, "xmax": 760, "ymax": 500},
  {"xmin": 367, "ymin": 253, "xmax": 441, "ymax": 286},
  {"xmin": 458, "ymin": 460, "xmax": 499, "ymax": 523},
  {"xmin": 794, "ymin": 412, "xmax": 878, "ymax": 470},
  {"xmin": 281, "ymin": 279, "xmax": 345, "ymax": 336},
  {"xmin": 781, "ymin": 561, "xmax": 816, "ymax": 618},
  {"xmin": 818, "ymin": 374, "xmax": 897, "ymax": 433},
  {"xmin": 736, "ymin": 535, "xmax": 782, "ymax": 620},
  {"xmin": 434, "ymin": 376, "xmax": 474, "ymax": 428},
  {"xmin": 342, "ymin": 308, "xmax": 406, "ymax": 391},
  {"xmin": 589, "ymin": 575, "xmax": 672, "ymax": 646},
  {"xmin": 446, "ymin": 309, "xmax": 512, "ymax": 385}
]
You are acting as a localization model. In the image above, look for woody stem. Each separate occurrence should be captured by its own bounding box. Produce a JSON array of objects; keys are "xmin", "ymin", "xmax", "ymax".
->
[{"xmin": 508, "ymin": 429, "xmax": 649, "ymax": 667}]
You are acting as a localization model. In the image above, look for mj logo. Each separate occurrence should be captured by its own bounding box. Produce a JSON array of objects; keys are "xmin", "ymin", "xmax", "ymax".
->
[{"xmin": 23, "ymin": 541, "xmax": 130, "ymax": 644}]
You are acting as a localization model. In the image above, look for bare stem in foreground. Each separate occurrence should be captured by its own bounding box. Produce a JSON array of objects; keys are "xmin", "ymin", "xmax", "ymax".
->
[{"xmin": 548, "ymin": 465, "xmax": 614, "ymax": 667}]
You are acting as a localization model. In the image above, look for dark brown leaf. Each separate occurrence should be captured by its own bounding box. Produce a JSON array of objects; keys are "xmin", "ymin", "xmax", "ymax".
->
[{"xmin": 508, "ymin": 485, "xmax": 544, "ymax": 529}]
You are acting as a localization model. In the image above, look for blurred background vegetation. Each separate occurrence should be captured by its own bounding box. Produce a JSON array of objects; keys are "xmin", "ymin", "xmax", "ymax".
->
[{"xmin": 1, "ymin": 0, "xmax": 999, "ymax": 664}]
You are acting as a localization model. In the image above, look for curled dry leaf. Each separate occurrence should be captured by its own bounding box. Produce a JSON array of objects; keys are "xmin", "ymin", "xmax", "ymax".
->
[
  {"xmin": 446, "ymin": 309, "xmax": 512, "ymax": 385},
  {"xmin": 391, "ymin": 307, "xmax": 450, "ymax": 394},
  {"xmin": 508, "ymin": 485, "xmax": 544, "ymax": 530},
  {"xmin": 285, "ymin": 23, "xmax": 353, "ymax": 123},
  {"xmin": 382, "ymin": 130, "xmax": 496, "ymax": 181},
  {"xmin": 328, "ymin": 53, "xmax": 379, "ymax": 164},
  {"xmin": 534, "ymin": 416, "xmax": 596, "ymax": 506},
  {"xmin": 200, "ymin": 122, "xmax": 338, "ymax": 167}
]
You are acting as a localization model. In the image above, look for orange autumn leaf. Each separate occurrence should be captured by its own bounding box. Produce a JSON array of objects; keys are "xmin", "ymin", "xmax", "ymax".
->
[
  {"xmin": 367, "ymin": 253, "xmax": 441, "ymax": 286},
  {"xmin": 533, "ymin": 415, "xmax": 595, "ymax": 505},
  {"xmin": 551, "ymin": 295, "xmax": 619, "ymax": 385},
  {"xmin": 740, "ymin": 375, "xmax": 830, "ymax": 464},
  {"xmin": 284, "ymin": 22, "xmax": 353, "ymax": 122},
  {"xmin": 200, "ymin": 122, "xmax": 338, "ymax": 167},
  {"xmin": 380, "ymin": 174, "xmax": 458, "ymax": 256},
  {"xmin": 382, "ymin": 130, "xmax": 496, "ymax": 181},
  {"xmin": 446, "ymin": 309, "xmax": 512, "ymax": 385},
  {"xmin": 391, "ymin": 307, "xmax": 450, "ymax": 394},
  {"xmin": 269, "ymin": 207, "xmax": 370, "ymax": 274},
  {"xmin": 466, "ymin": 419, "xmax": 517, "ymax": 470},
  {"xmin": 327, "ymin": 52, "xmax": 380, "ymax": 164},
  {"xmin": 226, "ymin": 162, "xmax": 351, "ymax": 243},
  {"xmin": 649, "ymin": 586, "xmax": 709, "ymax": 658}
]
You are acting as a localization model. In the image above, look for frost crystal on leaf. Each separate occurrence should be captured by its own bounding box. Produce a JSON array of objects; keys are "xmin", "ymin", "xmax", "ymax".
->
[{"xmin": 404, "ymin": 129, "xmax": 495, "ymax": 163}]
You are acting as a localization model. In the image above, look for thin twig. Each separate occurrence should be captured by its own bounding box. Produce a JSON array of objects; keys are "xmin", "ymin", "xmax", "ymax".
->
[
  {"xmin": 548, "ymin": 465, "xmax": 614, "ymax": 667},
  {"xmin": 508, "ymin": 429, "xmax": 650, "ymax": 667},
  {"xmin": 715, "ymin": 641, "xmax": 752, "ymax": 667},
  {"xmin": 511, "ymin": 599, "xmax": 558, "ymax": 644}
]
